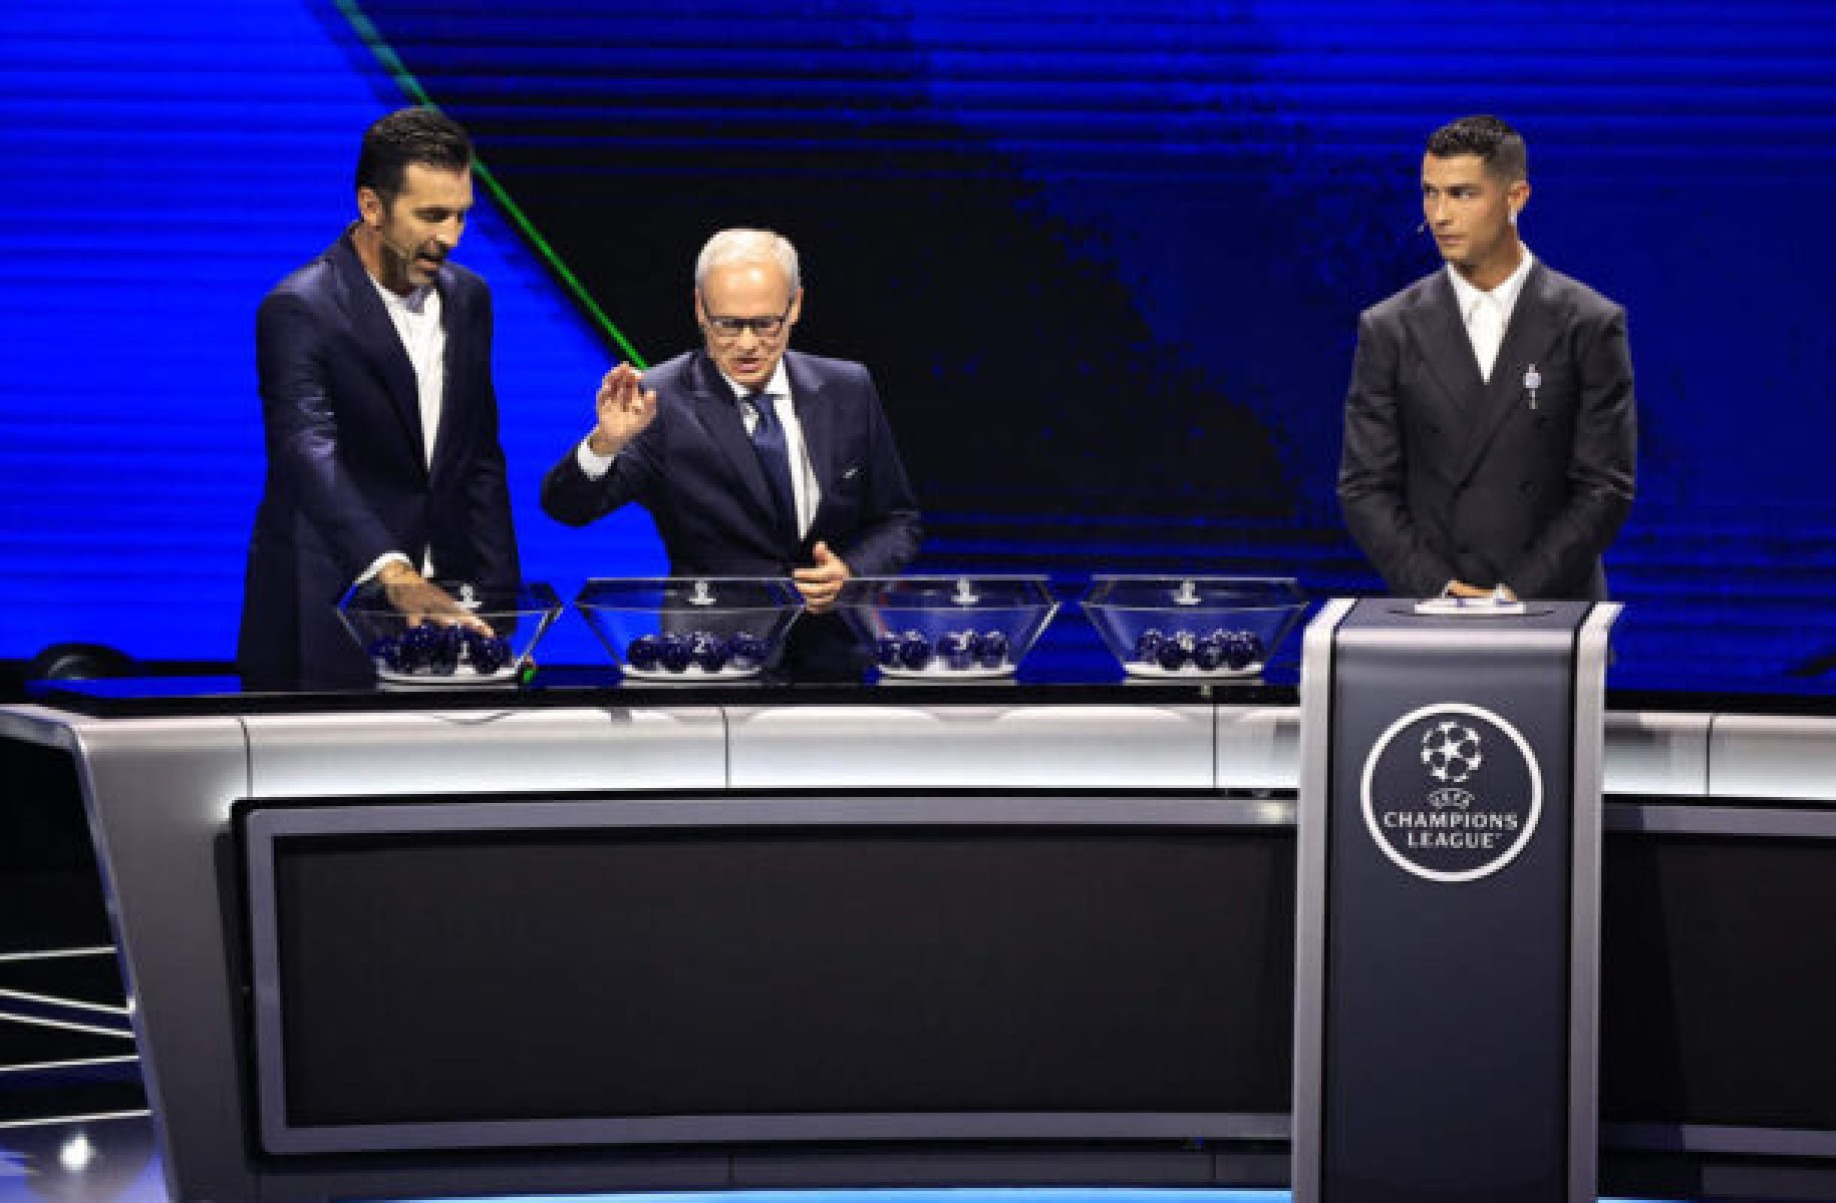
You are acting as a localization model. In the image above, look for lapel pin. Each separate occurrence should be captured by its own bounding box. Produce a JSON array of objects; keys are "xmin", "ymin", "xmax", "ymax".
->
[{"xmin": 1523, "ymin": 363, "xmax": 1542, "ymax": 410}]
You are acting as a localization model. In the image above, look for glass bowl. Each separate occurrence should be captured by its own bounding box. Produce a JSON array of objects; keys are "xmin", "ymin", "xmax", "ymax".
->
[
  {"xmin": 836, "ymin": 576, "xmax": 1058, "ymax": 679},
  {"xmin": 1081, "ymin": 576, "xmax": 1307, "ymax": 679},
  {"xmin": 337, "ymin": 580, "xmax": 562, "ymax": 687},
  {"xmin": 574, "ymin": 577, "xmax": 804, "ymax": 681}
]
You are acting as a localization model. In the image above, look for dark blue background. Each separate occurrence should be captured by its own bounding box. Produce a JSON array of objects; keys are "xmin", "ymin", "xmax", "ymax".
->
[{"xmin": 3, "ymin": 0, "xmax": 1832, "ymax": 686}]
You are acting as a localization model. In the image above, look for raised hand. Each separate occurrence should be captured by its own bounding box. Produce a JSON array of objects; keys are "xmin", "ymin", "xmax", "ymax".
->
[{"xmin": 587, "ymin": 362, "xmax": 658, "ymax": 455}]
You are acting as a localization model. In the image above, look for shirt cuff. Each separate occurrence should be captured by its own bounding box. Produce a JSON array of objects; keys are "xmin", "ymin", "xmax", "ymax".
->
[
  {"xmin": 357, "ymin": 552, "xmax": 415, "ymax": 587},
  {"xmin": 577, "ymin": 433, "xmax": 616, "ymax": 480}
]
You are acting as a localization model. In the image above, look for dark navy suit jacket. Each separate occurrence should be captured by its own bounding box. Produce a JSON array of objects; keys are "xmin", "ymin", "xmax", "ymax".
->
[
  {"xmin": 541, "ymin": 348, "xmax": 922, "ymax": 674},
  {"xmin": 1338, "ymin": 262, "xmax": 1637, "ymax": 600},
  {"xmin": 238, "ymin": 229, "xmax": 519, "ymax": 690}
]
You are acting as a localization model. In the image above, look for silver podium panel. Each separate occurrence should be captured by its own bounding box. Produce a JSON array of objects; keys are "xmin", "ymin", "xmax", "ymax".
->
[{"xmin": 726, "ymin": 703, "xmax": 1214, "ymax": 789}]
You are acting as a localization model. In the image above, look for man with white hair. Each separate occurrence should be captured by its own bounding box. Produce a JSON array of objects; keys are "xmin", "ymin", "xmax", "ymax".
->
[{"xmin": 542, "ymin": 227, "xmax": 922, "ymax": 676}]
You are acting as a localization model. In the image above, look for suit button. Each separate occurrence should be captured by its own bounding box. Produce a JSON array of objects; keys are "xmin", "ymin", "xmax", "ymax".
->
[{"xmin": 1520, "ymin": 481, "xmax": 1535, "ymax": 494}]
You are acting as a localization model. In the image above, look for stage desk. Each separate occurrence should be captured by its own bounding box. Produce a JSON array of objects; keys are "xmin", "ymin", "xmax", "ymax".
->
[{"xmin": 3, "ymin": 672, "xmax": 1836, "ymax": 1202}]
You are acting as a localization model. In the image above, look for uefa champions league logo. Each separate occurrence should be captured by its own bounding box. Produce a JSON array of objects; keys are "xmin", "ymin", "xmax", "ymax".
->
[
  {"xmin": 1421, "ymin": 719, "xmax": 1483, "ymax": 784},
  {"xmin": 1361, "ymin": 703, "xmax": 1543, "ymax": 883}
]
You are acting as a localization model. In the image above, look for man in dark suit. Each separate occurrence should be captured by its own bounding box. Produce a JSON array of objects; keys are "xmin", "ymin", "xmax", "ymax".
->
[
  {"xmin": 239, "ymin": 108, "xmax": 518, "ymax": 689},
  {"xmin": 1339, "ymin": 115, "xmax": 1637, "ymax": 601},
  {"xmin": 542, "ymin": 228, "xmax": 922, "ymax": 677}
]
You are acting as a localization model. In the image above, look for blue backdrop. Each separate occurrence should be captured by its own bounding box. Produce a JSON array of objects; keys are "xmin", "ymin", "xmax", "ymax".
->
[{"xmin": 2, "ymin": 0, "xmax": 1833, "ymax": 684}]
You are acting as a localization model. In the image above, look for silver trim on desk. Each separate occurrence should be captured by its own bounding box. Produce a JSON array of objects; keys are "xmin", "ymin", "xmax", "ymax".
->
[{"xmin": 1288, "ymin": 596, "xmax": 1355, "ymax": 1203}]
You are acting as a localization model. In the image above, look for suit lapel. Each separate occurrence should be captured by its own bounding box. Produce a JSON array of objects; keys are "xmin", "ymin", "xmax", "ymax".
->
[
  {"xmin": 430, "ymin": 264, "xmax": 465, "ymax": 476},
  {"xmin": 1395, "ymin": 269, "xmax": 1483, "ymax": 429},
  {"xmin": 1449, "ymin": 261, "xmax": 1562, "ymax": 484},
  {"xmin": 784, "ymin": 352, "xmax": 838, "ymax": 526},
  {"xmin": 686, "ymin": 353, "xmax": 780, "ymax": 529},
  {"xmin": 330, "ymin": 232, "xmax": 426, "ymax": 468}
]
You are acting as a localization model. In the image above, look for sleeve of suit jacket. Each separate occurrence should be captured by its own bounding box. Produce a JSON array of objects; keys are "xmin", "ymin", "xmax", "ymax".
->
[
  {"xmin": 1337, "ymin": 307, "xmax": 1463, "ymax": 596},
  {"xmin": 255, "ymin": 286, "xmax": 404, "ymax": 580},
  {"xmin": 1504, "ymin": 302, "xmax": 1637, "ymax": 598},
  {"xmin": 825, "ymin": 366, "xmax": 923, "ymax": 577},
  {"xmin": 538, "ymin": 408, "xmax": 664, "ymax": 525}
]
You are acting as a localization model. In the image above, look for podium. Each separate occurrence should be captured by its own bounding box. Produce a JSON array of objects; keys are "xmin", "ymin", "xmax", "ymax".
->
[{"xmin": 1292, "ymin": 597, "xmax": 1619, "ymax": 1203}]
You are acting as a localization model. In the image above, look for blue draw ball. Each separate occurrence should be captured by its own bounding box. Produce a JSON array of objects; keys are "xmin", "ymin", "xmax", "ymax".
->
[
  {"xmin": 1132, "ymin": 627, "xmax": 1167, "ymax": 663},
  {"xmin": 1155, "ymin": 639, "xmax": 1191, "ymax": 671},
  {"xmin": 658, "ymin": 633, "xmax": 694, "ymax": 674},
  {"xmin": 727, "ymin": 631, "xmax": 768, "ymax": 670},
  {"xmin": 368, "ymin": 635, "xmax": 406, "ymax": 672},
  {"xmin": 399, "ymin": 624, "xmax": 441, "ymax": 673},
  {"xmin": 876, "ymin": 633, "xmax": 904, "ymax": 669},
  {"xmin": 898, "ymin": 629, "xmax": 934, "ymax": 670},
  {"xmin": 469, "ymin": 634, "xmax": 513, "ymax": 674},
  {"xmin": 938, "ymin": 629, "xmax": 976, "ymax": 671},
  {"xmin": 427, "ymin": 625, "xmax": 464, "ymax": 675},
  {"xmin": 626, "ymin": 633, "xmax": 664, "ymax": 672},
  {"xmin": 1191, "ymin": 636, "xmax": 1228, "ymax": 671},
  {"xmin": 690, "ymin": 630, "xmax": 729, "ymax": 673},
  {"xmin": 976, "ymin": 629, "xmax": 1010, "ymax": 669}
]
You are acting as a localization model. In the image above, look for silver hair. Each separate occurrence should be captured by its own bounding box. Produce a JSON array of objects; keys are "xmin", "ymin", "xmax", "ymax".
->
[{"xmin": 694, "ymin": 228, "xmax": 801, "ymax": 295}]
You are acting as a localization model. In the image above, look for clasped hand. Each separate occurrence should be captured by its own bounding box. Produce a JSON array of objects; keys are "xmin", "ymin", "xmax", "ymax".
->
[
  {"xmin": 793, "ymin": 541, "xmax": 851, "ymax": 613},
  {"xmin": 1447, "ymin": 580, "xmax": 1518, "ymax": 602}
]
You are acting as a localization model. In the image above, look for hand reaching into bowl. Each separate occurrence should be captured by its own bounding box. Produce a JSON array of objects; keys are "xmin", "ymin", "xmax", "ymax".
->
[{"xmin": 377, "ymin": 563, "xmax": 495, "ymax": 636}]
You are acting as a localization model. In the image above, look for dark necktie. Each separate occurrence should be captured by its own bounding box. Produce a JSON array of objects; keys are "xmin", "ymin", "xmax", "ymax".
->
[{"xmin": 747, "ymin": 392, "xmax": 798, "ymax": 541}]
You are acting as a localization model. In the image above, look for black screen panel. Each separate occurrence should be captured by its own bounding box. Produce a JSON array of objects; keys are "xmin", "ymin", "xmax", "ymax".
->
[
  {"xmin": 1602, "ymin": 831, "xmax": 1836, "ymax": 1130},
  {"xmin": 267, "ymin": 822, "xmax": 1295, "ymax": 1130}
]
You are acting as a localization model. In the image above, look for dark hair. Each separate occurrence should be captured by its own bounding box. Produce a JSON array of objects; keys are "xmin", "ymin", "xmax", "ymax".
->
[
  {"xmin": 354, "ymin": 107, "xmax": 474, "ymax": 202},
  {"xmin": 1425, "ymin": 114, "xmax": 1527, "ymax": 182}
]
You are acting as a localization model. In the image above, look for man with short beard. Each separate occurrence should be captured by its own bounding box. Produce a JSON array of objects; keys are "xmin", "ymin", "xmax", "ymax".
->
[{"xmin": 239, "ymin": 107, "xmax": 519, "ymax": 689}]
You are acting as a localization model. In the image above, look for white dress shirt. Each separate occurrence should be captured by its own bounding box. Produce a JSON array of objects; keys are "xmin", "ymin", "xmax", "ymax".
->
[
  {"xmin": 1437, "ymin": 246, "xmax": 1535, "ymax": 597},
  {"xmin": 576, "ymin": 359, "xmax": 822, "ymax": 539},
  {"xmin": 371, "ymin": 278, "xmax": 446, "ymax": 466},
  {"xmin": 364, "ymin": 276, "xmax": 446, "ymax": 579},
  {"xmin": 1446, "ymin": 245, "xmax": 1534, "ymax": 384}
]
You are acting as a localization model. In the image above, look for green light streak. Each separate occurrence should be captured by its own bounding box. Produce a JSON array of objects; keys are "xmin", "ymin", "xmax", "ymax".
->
[{"xmin": 334, "ymin": 0, "xmax": 647, "ymax": 369}]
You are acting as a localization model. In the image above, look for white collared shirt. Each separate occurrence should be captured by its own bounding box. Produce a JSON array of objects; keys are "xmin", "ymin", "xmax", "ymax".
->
[
  {"xmin": 364, "ymin": 275, "xmax": 445, "ymax": 579},
  {"xmin": 369, "ymin": 276, "xmax": 446, "ymax": 467},
  {"xmin": 1446, "ymin": 245, "xmax": 1534, "ymax": 384},
  {"xmin": 576, "ymin": 358, "xmax": 821, "ymax": 539}
]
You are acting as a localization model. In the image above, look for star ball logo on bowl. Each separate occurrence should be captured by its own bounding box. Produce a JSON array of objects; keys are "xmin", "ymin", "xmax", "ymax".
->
[{"xmin": 1359, "ymin": 703, "xmax": 1543, "ymax": 883}]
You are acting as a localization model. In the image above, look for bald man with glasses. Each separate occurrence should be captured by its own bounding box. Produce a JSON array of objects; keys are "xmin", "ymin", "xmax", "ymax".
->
[{"xmin": 542, "ymin": 227, "xmax": 923, "ymax": 677}]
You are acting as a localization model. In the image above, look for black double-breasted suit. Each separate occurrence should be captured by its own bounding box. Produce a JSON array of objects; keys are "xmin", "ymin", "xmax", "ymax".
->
[{"xmin": 1338, "ymin": 262, "xmax": 1637, "ymax": 600}]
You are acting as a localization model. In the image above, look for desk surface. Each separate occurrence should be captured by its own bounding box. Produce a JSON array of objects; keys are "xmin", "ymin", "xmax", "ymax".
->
[{"xmin": 25, "ymin": 662, "xmax": 1836, "ymax": 719}]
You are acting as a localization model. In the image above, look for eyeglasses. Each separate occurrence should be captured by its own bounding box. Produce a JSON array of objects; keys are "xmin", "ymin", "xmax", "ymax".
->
[{"xmin": 703, "ymin": 306, "xmax": 792, "ymax": 340}]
